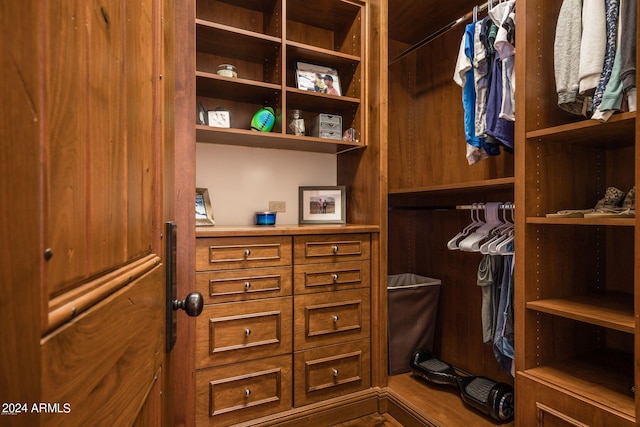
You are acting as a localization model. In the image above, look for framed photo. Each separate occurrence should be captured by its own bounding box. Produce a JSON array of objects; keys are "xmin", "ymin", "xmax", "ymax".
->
[
  {"xmin": 197, "ymin": 102, "xmax": 208, "ymax": 125},
  {"xmin": 295, "ymin": 62, "xmax": 341, "ymax": 96},
  {"xmin": 299, "ymin": 186, "xmax": 346, "ymax": 224},
  {"xmin": 195, "ymin": 187, "xmax": 215, "ymax": 226}
]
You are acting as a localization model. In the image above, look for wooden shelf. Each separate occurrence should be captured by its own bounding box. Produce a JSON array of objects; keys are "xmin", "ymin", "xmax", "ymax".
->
[
  {"xmin": 388, "ymin": 177, "xmax": 515, "ymax": 196},
  {"xmin": 196, "ymin": 20, "xmax": 281, "ymax": 61},
  {"xmin": 387, "ymin": 374, "xmax": 514, "ymax": 427},
  {"xmin": 195, "ymin": 125, "xmax": 365, "ymax": 154},
  {"xmin": 195, "ymin": 224, "xmax": 379, "ymax": 237},
  {"xmin": 522, "ymin": 357, "xmax": 635, "ymax": 421},
  {"xmin": 526, "ymin": 294, "xmax": 635, "ymax": 334},
  {"xmin": 286, "ymin": 41, "xmax": 360, "ymax": 64},
  {"xmin": 196, "ymin": 72, "xmax": 281, "ymax": 102},
  {"xmin": 526, "ymin": 216, "xmax": 635, "ymax": 227},
  {"xmin": 526, "ymin": 112, "xmax": 636, "ymax": 147}
]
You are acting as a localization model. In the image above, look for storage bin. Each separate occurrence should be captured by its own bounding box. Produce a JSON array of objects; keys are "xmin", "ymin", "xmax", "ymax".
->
[{"xmin": 387, "ymin": 273, "xmax": 441, "ymax": 375}]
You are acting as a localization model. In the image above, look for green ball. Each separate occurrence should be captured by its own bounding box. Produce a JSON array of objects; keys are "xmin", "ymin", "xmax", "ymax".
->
[{"xmin": 251, "ymin": 107, "xmax": 275, "ymax": 132}]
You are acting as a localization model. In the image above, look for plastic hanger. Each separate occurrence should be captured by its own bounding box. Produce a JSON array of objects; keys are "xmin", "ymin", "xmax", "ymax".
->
[
  {"xmin": 480, "ymin": 203, "xmax": 512, "ymax": 254},
  {"xmin": 447, "ymin": 204, "xmax": 483, "ymax": 250},
  {"xmin": 459, "ymin": 202, "xmax": 503, "ymax": 252}
]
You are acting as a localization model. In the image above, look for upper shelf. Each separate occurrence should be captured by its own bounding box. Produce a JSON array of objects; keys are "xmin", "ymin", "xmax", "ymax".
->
[
  {"xmin": 526, "ymin": 112, "xmax": 636, "ymax": 148},
  {"xmin": 195, "ymin": 125, "xmax": 365, "ymax": 154}
]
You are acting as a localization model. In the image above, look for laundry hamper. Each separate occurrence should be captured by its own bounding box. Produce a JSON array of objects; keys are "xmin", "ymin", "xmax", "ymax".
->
[{"xmin": 387, "ymin": 273, "xmax": 441, "ymax": 375}]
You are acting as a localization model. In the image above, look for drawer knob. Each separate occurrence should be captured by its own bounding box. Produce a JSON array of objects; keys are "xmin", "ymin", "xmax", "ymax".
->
[
  {"xmin": 244, "ymin": 281, "xmax": 251, "ymax": 290},
  {"xmin": 332, "ymin": 273, "xmax": 339, "ymax": 282},
  {"xmin": 245, "ymin": 328, "xmax": 251, "ymax": 336},
  {"xmin": 332, "ymin": 245, "xmax": 339, "ymax": 253},
  {"xmin": 244, "ymin": 249, "xmax": 251, "ymax": 257},
  {"xmin": 333, "ymin": 369, "xmax": 339, "ymax": 377},
  {"xmin": 244, "ymin": 389, "xmax": 251, "ymax": 398},
  {"xmin": 332, "ymin": 315, "xmax": 339, "ymax": 323}
]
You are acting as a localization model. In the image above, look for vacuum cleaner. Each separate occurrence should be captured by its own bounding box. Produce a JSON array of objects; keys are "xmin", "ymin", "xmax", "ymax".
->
[{"xmin": 410, "ymin": 349, "xmax": 514, "ymax": 422}]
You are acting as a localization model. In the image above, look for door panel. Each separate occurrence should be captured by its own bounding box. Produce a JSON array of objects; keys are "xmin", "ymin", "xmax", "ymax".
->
[
  {"xmin": 2, "ymin": 0, "xmax": 175, "ymax": 425},
  {"xmin": 41, "ymin": 264, "xmax": 164, "ymax": 426}
]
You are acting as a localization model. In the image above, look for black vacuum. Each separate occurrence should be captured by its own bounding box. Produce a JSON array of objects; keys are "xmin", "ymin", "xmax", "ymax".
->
[{"xmin": 410, "ymin": 349, "xmax": 514, "ymax": 422}]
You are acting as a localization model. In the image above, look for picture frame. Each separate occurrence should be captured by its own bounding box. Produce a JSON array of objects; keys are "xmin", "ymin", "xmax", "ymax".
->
[
  {"xmin": 197, "ymin": 102, "xmax": 208, "ymax": 125},
  {"xmin": 195, "ymin": 187, "xmax": 215, "ymax": 226},
  {"xmin": 299, "ymin": 186, "xmax": 346, "ymax": 224},
  {"xmin": 295, "ymin": 62, "xmax": 341, "ymax": 96}
]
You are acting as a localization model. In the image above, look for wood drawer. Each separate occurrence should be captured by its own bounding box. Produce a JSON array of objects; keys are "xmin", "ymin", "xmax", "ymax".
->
[
  {"xmin": 294, "ymin": 261, "xmax": 370, "ymax": 294},
  {"xmin": 294, "ymin": 340, "xmax": 370, "ymax": 407},
  {"xmin": 294, "ymin": 234, "xmax": 370, "ymax": 264},
  {"xmin": 197, "ymin": 266, "xmax": 292, "ymax": 304},
  {"xmin": 196, "ymin": 236, "xmax": 292, "ymax": 271},
  {"xmin": 196, "ymin": 354, "xmax": 292, "ymax": 426},
  {"xmin": 294, "ymin": 288, "xmax": 370, "ymax": 350},
  {"xmin": 196, "ymin": 297, "xmax": 292, "ymax": 368}
]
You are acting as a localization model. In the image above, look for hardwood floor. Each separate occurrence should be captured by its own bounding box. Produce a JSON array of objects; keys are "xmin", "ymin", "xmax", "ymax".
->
[{"xmin": 329, "ymin": 413, "xmax": 404, "ymax": 427}]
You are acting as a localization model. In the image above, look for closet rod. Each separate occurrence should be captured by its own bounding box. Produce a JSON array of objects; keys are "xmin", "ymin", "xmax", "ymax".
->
[
  {"xmin": 456, "ymin": 203, "xmax": 514, "ymax": 210},
  {"xmin": 389, "ymin": 0, "xmax": 491, "ymax": 65}
]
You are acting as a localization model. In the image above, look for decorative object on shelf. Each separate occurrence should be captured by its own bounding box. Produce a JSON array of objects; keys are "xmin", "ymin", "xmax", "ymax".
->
[
  {"xmin": 197, "ymin": 102, "xmax": 208, "ymax": 125},
  {"xmin": 251, "ymin": 107, "xmax": 275, "ymax": 132},
  {"xmin": 255, "ymin": 211, "xmax": 277, "ymax": 226},
  {"xmin": 343, "ymin": 127, "xmax": 357, "ymax": 142},
  {"xmin": 195, "ymin": 187, "xmax": 215, "ymax": 226},
  {"xmin": 207, "ymin": 107, "xmax": 231, "ymax": 128},
  {"xmin": 287, "ymin": 109, "xmax": 305, "ymax": 136},
  {"xmin": 311, "ymin": 114, "xmax": 342, "ymax": 140},
  {"xmin": 295, "ymin": 62, "xmax": 341, "ymax": 96},
  {"xmin": 298, "ymin": 186, "xmax": 346, "ymax": 224},
  {"xmin": 216, "ymin": 63, "xmax": 238, "ymax": 78}
]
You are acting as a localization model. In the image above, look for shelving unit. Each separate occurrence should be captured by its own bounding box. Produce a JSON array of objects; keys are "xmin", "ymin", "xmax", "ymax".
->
[
  {"xmin": 515, "ymin": 1, "xmax": 638, "ymax": 425},
  {"xmin": 195, "ymin": 0, "xmax": 366, "ymax": 154}
]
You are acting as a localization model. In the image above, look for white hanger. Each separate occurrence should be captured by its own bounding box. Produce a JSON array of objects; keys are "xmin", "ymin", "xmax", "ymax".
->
[
  {"xmin": 459, "ymin": 202, "xmax": 503, "ymax": 252},
  {"xmin": 447, "ymin": 204, "xmax": 483, "ymax": 250},
  {"xmin": 480, "ymin": 203, "xmax": 512, "ymax": 254}
]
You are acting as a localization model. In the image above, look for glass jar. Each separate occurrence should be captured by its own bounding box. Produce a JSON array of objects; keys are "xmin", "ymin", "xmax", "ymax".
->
[
  {"xmin": 287, "ymin": 109, "xmax": 305, "ymax": 136},
  {"xmin": 216, "ymin": 64, "xmax": 238, "ymax": 78}
]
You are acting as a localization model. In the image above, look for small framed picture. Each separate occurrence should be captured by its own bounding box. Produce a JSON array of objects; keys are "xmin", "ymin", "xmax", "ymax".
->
[
  {"xmin": 197, "ymin": 102, "xmax": 208, "ymax": 125},
  {"xmin": 195, "ymin": 187, "xmax": 215, "ymax": 226},
  {"xmin": 295, "ymin": 62, "xmax": 341, "ymax": 96},
  {"xmin": 299, "ymin": 186, "xmax": 346, "ymax": 224}
]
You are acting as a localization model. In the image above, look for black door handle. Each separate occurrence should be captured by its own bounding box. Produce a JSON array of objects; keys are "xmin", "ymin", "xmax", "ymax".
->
[{"xmin": 173, "ymin": 292, "xmax": 203, "ymax": 317}]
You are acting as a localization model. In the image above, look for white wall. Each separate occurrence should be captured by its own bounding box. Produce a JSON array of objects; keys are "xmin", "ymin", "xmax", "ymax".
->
[{"xmin": 196, "ymin": 143, "xmax": 337, "ymax": 225}]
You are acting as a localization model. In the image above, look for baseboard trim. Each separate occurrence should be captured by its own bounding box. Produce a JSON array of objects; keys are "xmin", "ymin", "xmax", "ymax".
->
[{"xmin": 232, "ymin": 387, "xmax": 434, "ymax": 427}]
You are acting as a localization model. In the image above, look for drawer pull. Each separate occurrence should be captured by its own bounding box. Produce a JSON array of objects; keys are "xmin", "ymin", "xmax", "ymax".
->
[
  {"xmin": 332, "ymin": 273, "xmax": 339, "ymax": 281},
  {"xmin": 245, "ymin": 328, "xmax": 251, "ymax": 336},
  {"xmin": 244, "ymin": 249, "xmax": 251, "ymax": 257},
  {"xmin": 244, "ymin": 389, "xmax": 251, "ymax": 398},
  {"xmin": 332, "ymin": 315, "xmax": 339, "ymax": 323},
  {"xmin": 332, "ymin": 369, "xmax": 339, "ymax": 377},
  {"xmin": 332, "ymin": 245, "xmax": 339, "ymax": 253},
  {"xmin": 244, "ymin": 281, "xmax": 251, "ymax": 290}
]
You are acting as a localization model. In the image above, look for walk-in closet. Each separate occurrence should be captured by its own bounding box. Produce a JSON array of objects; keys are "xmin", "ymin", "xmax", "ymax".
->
[{"xmin": 387, "ymin": 0, "xmax": 639, "ymax": 426}]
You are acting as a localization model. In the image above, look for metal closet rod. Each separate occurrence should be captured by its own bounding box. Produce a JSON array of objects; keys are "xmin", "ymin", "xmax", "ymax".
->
[
  {"xmin": 456, "ymin": 203, "xmax": 515, "ymax": 210},
  {"xmin": 389, "ymin": 0, "xmax": 496, "ymax": 65}
]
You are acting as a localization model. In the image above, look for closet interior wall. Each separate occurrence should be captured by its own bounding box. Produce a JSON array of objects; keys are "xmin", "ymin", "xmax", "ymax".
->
[{"xmin": 388, "ymin": 17, "xmax": 515, "ymax": 388}]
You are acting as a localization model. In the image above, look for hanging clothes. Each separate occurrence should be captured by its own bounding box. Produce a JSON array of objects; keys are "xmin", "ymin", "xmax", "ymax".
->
[{"xmin": 620, "ymin": 0, "xmax": 637, "ymax": 111}]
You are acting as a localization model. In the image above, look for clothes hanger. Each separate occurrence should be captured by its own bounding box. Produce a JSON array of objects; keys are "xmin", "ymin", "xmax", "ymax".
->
[
  {"xmin": 459, "ymin": 202, "xmax": 503, "ymax": 252},
  {"xmin": 480, "ymin": 203, "xmax": 512, "ymax": 254},
  {"xmin": 487, "ymin": 206, "xmax": 514, "ymax": 254},
  {"xmin": 447, "ymin": 204, "xmax": 483, "ymax": 250}
]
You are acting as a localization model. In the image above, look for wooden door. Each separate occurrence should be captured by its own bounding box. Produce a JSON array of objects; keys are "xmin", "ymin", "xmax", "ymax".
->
[{"xmin": 1, "ymin": 0, "xmax": 178, "ymax": 426}]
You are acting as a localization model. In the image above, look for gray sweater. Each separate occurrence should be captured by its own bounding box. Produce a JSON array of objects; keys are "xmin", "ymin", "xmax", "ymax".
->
[
  {"xmin": 555, "ymin": 0, "xmax": 586, "ymax": 115},
  {"xmin": 620, "ymin": 0, "xmax": 636, "ymax": 93}
]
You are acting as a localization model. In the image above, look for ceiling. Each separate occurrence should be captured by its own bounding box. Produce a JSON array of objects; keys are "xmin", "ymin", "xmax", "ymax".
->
[{"xmin": 388, "ymin": 1, "xmax": 477, "ymax": 46}]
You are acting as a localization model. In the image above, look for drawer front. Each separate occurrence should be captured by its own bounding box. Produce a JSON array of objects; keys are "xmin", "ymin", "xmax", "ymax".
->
[
  {"xmin": 196, "ymin": 236, "xmax": 292, "ymax": 271},
  {"xmin": 294, "ymin": 340, "xmax": 370, "ymax": 407},
  {"xmin": 196, "ymin": 354, "xmax": 292, "ymax": 426},
  {"xmin": 516, "ymin": 373, "xmax": 635, "ymax": 427},
  {"xmin": 197, "ymin": 266, "xmax": 292, "ymax": 303},
  {"xmin": 294, "ymin": 261, "xmax": 370, "ymax": 295},
  {"xmin": 294, "ymin": 288, "xmax": 370, "ymax": 350},
  {"xmin": 294, "ymin": 234, "xmax": 370, "ymax": 264},
  {"xmin": 197, "ymin": 297, "xmax": 292, "ymax": 368}
]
